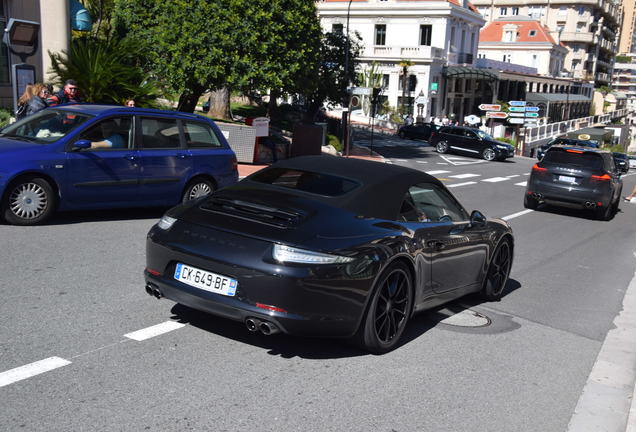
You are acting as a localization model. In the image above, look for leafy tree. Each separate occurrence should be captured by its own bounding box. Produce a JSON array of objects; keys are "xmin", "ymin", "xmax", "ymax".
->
[{"xmin": 49, "ymin": 37, "xmax": 159, "ymax": 106}]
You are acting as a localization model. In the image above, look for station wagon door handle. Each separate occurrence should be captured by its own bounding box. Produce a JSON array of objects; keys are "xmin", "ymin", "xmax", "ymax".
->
[
  {"xmin": 426, "ymin": 240, "xmax": 445, "ymax": 250},
  {"xmin": 124, "ymin": 154, "xmax": 138, "ymax": 161},
  {"xmin": 176, "ymin": 153, "xmax": 190, "ymax": 159}
]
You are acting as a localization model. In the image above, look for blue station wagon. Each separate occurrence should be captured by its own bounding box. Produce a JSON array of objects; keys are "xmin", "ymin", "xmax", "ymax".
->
[{"xmin": 0, "ymin": 104, "xmax": 238, "ymax": 225}]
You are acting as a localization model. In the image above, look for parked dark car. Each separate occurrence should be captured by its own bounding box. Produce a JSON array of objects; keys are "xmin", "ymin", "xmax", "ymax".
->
[
  {"xmin": 613, "ymin": 152, "xmax": 629, "ymax": 174},
  {"xmin": 0, "ymin": 104, "xmax": 238, "ymax": 225},
  {"xmin": 525, "ymin": 145, "xmax": 622, "ymax": 220},
  {"xmin": 429, "ymin": 126, "xmax": 514, "ymax": 161},
  {"xmin": 397, "ymin": 122, "xmax": 438, "ymax": 141},
  {"xmin": 144, "ymin": 155, "xmax": 514, "ymax": 353},
  {"xmin": 536, "ymin": 136, "xmax": 599, "ymax": 160}
]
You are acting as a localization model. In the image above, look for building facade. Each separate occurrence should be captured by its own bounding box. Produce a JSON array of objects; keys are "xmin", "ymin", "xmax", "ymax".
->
[
  {"xmin": 0, "ymin": 0, "xmax": 70, "ymax": 109},
  {"xmin": 618, "ymin": 0, "xmax": 636, "ymax": 54},
  {"xmin": 316, "ymin": 0, "xmax": 489, "ymax": 121},
  {"xmin": 611, "ymin": 57, "xmax": 636, "ymax": 111},
  {"xmin": 472, "ymin": 0, "xmax": 621, "ymax": 86}
]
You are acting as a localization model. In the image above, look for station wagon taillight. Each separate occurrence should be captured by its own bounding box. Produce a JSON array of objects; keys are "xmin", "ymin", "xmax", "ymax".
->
[{"xmin": 591, "ymin": 173, "xmax": 611, "ymax": 181}]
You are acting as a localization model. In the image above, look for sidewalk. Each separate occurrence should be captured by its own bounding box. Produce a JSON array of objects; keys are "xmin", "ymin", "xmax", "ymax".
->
[{"xmin": 237, "ymin": 145, "xmax": 386, "ymax": 178}]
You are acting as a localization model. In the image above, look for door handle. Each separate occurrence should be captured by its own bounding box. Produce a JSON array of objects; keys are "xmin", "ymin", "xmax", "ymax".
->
[
  {"xmin": 176, "ymin": 153, "xmax": 189, "ymax": 159},
  {"xmin": 124, "ymin": 154, "xmax": 137, "ymax": 161},
  {"xmin": 426, "ymin": 240, "xmax": 445, "ymax": 250}
]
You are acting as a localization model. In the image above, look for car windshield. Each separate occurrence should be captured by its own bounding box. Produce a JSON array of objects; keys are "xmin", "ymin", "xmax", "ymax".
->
[
  {"xmin": 475, "ymin": 130, "xmax": 493, "ymax": 140},
  {"xmin": 0, "ymin": 109, "xmax": 93, "ymax": 144},
  {"xmin": 251, "ymin": 167, "xmax": 360, "ymax": 196}
]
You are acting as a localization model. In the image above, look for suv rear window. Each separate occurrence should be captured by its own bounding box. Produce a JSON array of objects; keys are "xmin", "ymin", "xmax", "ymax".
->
[
  {"xmin": 251, "ymin": 168, "xmax": 359, "ymax": 196},
  {"xmin": 542, "ymin": 149, "xmax": 603, "ymax": 170}
]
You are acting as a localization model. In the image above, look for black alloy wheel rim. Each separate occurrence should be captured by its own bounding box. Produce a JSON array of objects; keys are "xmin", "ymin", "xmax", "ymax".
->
[
  {"xmin": 487, "ymin": 242, "xmax": 511, "ymax": 296},
  {"xmin": 484, "ymin": 148, "xmax": 496, "ymax": 161},
  {"xmin": 437, "ymin": 141, "xmax": 448, "ymax": 153},
  {"xmin": 374, "ymin": 269, "xmax": 409, "ymax": 343}
]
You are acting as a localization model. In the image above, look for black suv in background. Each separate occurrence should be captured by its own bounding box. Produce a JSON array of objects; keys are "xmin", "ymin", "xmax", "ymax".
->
[
  {"xmin": 525, "ymin": 145, "xmax": 622, "ymax": 220},
  {"xmin": 397, "ymin": 122, "xmax": 439, "ymax": 141},
  {"xmin": 613, "ymin": 152, "xmax": 629, "ymax": 174},
  {"xmin": 429, "ymin": 126, "xmax": 515, "ymax": 161},
  {"xmin": 536, "ymin": 137, "xmax": 599, "ymax": 160}
]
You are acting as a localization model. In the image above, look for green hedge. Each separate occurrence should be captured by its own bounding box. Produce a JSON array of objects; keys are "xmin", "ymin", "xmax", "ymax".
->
[{"xmin": 327, "ymin": 134, "xmax": 342, "ymax": 152}]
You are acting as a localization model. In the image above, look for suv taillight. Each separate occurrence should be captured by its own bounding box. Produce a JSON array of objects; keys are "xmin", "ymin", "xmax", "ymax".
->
[
  {"xmin": 532, "ymin": 164, "xmax": 547, "ymax": 172},
  {"xmin": 591, "ymin": 173, "xmax": 611, "ymax": 181}
]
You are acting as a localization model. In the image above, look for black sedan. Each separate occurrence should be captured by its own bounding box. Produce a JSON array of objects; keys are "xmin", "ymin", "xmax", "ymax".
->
[
  {"xmin": 397, "ymin": 123, "xmax": 438, "ymax": 141},
  {"xmin": 144, "ymin": 156, "xmax": 514, "ymax": 353}
]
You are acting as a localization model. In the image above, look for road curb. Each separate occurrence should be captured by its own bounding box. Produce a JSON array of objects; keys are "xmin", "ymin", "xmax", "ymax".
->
[{"xmin": 567, "ymin": 255, "xmax": 636, "ymax": 431}]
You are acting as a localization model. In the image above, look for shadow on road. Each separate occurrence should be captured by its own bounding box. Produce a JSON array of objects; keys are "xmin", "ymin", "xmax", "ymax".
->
[
  {"xmin": 42, "ymin": 207, "xmax": 168, "ymax": 226},
  {"xmin": 169, "ymin": 278, "xmax": 523, "ymax": 358}
]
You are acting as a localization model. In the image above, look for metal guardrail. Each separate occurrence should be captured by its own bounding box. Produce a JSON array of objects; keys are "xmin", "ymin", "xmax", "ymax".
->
[{"xmin": 524, "ymin": 108, "xmax": 631, "ymax": 144}]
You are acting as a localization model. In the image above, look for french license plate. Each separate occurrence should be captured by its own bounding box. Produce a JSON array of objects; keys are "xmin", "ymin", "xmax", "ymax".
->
[
  {"xmin": 559, "ymin": 175, "xmax": 576, "ymax": 183},
  {"xmin": 174, "ymin": 263, "xmax": 237, "ymax": 296}
]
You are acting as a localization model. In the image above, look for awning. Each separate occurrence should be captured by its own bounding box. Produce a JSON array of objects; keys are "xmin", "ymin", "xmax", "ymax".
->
[
  {"xmin": 443, "ymin": 66, "xmax": 499, "ymax": 81},
  {"xmin": 526, "ymin": 93, "xmax": 591, "ymax": 103}
]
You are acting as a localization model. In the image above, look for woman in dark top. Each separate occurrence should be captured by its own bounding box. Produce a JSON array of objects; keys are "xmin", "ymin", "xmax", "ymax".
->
[{"xmin": 26, "ymin": 84, "xmax": 49, "ymax": 117}]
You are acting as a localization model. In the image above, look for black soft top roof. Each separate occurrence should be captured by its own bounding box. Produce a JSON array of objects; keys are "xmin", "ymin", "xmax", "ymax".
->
[{"xmin": 240, "ymin": 155, "xmax": 442, "ymax": 220}]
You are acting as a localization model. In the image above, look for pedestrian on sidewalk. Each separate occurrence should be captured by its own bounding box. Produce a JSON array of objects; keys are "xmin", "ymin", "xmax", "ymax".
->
[{"xmin": 624, "ymin": 185, "xmax": 636, "ymax": 202}]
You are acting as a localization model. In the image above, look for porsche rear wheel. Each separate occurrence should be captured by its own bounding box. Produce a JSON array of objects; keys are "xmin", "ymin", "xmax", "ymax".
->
[
  {"xmin": 480, "ymin": 239, "xmax": 512, "ymax": 301},
  {"xmin": 360, "ymin": 262, "xmax": 413, "ymax": 354}
]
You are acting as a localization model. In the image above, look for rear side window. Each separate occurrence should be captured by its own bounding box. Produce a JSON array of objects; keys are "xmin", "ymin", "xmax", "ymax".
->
[
  {"xmin": 543, "ymin": 149, "xmax": 603, "ymax": 170},
  {"xmin": 183, "ymin": 121, "xmax": 222, "ymax": 148},
  {"xmin": 140, "ymin": 117, "xmax": 181, "ymax": 149},
  {"xmin": 251, "ymin": 168, "xmax": 359, "ymax": 196}
]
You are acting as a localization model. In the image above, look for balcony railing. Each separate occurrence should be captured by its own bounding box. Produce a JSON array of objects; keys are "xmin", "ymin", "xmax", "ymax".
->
[
  {"xmin": 559, "ymin": 32, "xmax": 594, "ymax": 43},
  {"xmin": 369, "ymin": 45, "xmax": 444, "ymax": 60}
]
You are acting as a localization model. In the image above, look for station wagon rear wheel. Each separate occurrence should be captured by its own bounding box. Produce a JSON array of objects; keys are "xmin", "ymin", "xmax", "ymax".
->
[
  {"xmin": 482, "ymin": 148, "xmax": 496, "ymax": 161},
  {"xmin": 182, "ymin": 178, "xmax": 215, "ymax": 203},
  {"xmin": 3, "ymin": 177, "xmax": 56, "ymax": 225},
  {"xmin": 360, "ymin": 262, "xmax": 413, "ymax": 354},
  {"xmin": 480, "ymin": 239, "xmax": 512, "ymax": 301},
  {"xmin": 436, "ymin": 140, "xmax": 449, "ymax": 154}
]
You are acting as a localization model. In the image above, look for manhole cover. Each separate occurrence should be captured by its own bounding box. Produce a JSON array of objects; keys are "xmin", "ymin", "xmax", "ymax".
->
[{"xmin": 434, "ymin": 308, "xmax": 491, "ymax": 327}]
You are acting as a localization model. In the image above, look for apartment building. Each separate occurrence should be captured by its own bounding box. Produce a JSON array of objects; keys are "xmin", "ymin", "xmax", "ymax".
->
[
  {"xmin": 612, "ymin": 57, "xmax": 636, "ymax": 111},
  {"xmin": 472, "ymin": 0, "xmax": 621, "ymax": 86},
  {"xmin": 316, "ymin": 0, "xmax": 490, "ymax": 121},
  {"xmin": 618, "ymin": 0, "xmax": 636, "ymax": 54}
]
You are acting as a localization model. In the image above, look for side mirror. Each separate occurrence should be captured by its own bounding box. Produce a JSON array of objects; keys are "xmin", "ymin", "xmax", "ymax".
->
[
  {"xmin": 73, "ymin": 139, "xmax": 91, "ymax": 150},
  {"xmin": 470, "ymin": 210, "xmax": 486, "ymax": 227}
]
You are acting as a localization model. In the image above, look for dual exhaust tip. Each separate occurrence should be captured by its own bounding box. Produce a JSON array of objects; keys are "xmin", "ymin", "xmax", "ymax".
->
[
  {"xmin": 145, "ymin": 283, "xmax": 163, "ymax": 299},
  {"xmin": 584, "ymin": 201, "xmax": 597, "ymax": 208},
  {"xmin": 245, "ymin": 317, "xmax": 280, "ymax": 336},
  {"xmin": 531, "ymin": 193, "xmax": 543, "ymax": 200}
]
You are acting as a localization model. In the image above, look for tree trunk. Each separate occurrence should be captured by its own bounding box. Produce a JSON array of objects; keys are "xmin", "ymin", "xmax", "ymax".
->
[
  {"xmin": 209, "ymin": 88, "xmax": 232, "ymax": 120},
  {"xmin": 268, "ymin": 89, "xmax": 284, "ymax": 122},
  {"xmin": 177, "ymin": 85, "xmax": 204, "ymax": 113}
]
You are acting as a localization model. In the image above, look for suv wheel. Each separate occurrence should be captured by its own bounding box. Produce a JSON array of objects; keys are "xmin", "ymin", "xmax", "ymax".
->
[
  {"xmin": 482, "ymin": 148, "xmax": 496, "ymax": 161},
  {"xmin": 436, "ymin": 141, "xmax": 449, "ymax": 154},
  {"xmin": 524, "ymin": 195, "xmax": 538, "ymax": 210}
]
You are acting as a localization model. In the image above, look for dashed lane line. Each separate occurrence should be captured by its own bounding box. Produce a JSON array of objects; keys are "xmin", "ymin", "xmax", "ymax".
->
[
  {"xmin": 482, "ymin": 177, "xmax": 509, "ymax": 183},
  {"xmin": 515, "ymin": 181, "xmax": 527, "ymax": 186},
  {"xmin": 507, "ymin": 174, "xmax": 520, "ymax": 178},
  {"xmin": 426, "ymin": 170, "xmax": 451, "ymax": 175},
  {"xmin": 447, "ymin": 181, "xmax": 477, "ymax": 188},
  {"xmin": 449, "ymin": 173, "xmax": 480, "ymax": 179},
  {"xmin": 501, "ymin": 209, "xmax": 534, "ymax": 221},
  {"xmin": 416, "ymin": 160, "xmax": 428, "ymax": 164},
  {"xmin": 124, "ymin": 321, "xmax": 186, "ymax": 342},
  {"xmin": 0, "ymin": 357, "xmax": 72, "ymax": 388}
]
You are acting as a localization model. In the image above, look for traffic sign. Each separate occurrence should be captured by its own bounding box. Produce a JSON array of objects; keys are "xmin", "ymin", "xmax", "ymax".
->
[
  {"xmin": 508, "ymin": 118, "xmax": 525, "ymax": 124},
  {"xmin": 509, "ymin": 100, "xmax": 526, "ymax": 107},
  {"xmin": 486, "ymin": 111, "xmax": 508, "ymax": 119},
  {"xmin": 525, "ymin": 106, "xmax": 539, "ymax": 112},
  {"xmin": 524, "ymin": 118, "xmax": 539, "ymax": 123},
  {"xmin": 479, "ymin": 104, "xmax": 501, "ymax": 111},
  {"xmin": 525, "ymin": 112, "xmax": 539, "ymax": 118},
  {"xmin": 348, "ymin": 86, "xmax": 373, "ymax": 96},
  {"xmin": 509, "ymin": 107, "xmax": 525, "ymax": 112},
  {"xmin": 508, "ymin": 113, "xmax": 525, "ymax": 117}
]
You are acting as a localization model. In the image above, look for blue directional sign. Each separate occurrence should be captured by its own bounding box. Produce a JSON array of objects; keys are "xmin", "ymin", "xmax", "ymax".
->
[
  {"xmin": 525, "ymin": 112, "xmax": 539, "ymax": 118},
  {"xmin": 509, "ymin": 100, "xmax": 526, "ymax": 107},
  {"xmin": 525, "ymin": 106, "xmax": 540, "ymax": 112},
  {"xmin": 509, "ymin": 107, "xmax": 526, "ymax": 112}
]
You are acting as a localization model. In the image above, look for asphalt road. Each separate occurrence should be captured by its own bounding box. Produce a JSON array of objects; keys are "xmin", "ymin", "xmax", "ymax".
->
[{"xmin": 1, "ymin": 135, "xmax": 636, "ymax": 431}]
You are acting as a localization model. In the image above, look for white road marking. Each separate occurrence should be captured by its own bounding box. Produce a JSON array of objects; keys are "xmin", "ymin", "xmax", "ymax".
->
[
  {"xmin": 501, "ymin": 209, "xmax": 534, "ymax": 220},
  {"xmin": 482, "ymin": 177, "xmax": 509, "ymax": 183},
  {"xmin": 416, "ymin": 160, "xmax": 428, "ymax": 164},
  {"xmin": 440, "ymin": 155, "xmax": 486, "ymax": 166},
  {"xmin": 437, "ymin": 162, "xmax": 449, "ymax": 165},
  {"xmin": 124, "ymin": 321, "xmax": 186, "ymax": 341},
  {"xmin": 447, "ymin": 181, "xmax": 477, "ymax": 188},
  {"xmin": 449, "ymin": 173, "xmax": 480, "ymax": 179},
  {"xmin": 507, "ymin": 174, "xmax": 520, "ymax": 178},
  {"xmin": 567, "ymin": 253, "xmax": 636, "ymax": 432},
  {"xmin": 393, "ymin": 159, "xmax": 407, "ymax": 162},
  {"xmin": 0, "ymin": 357, "xmax": 71, "ymax": 388},
  {"xmin": 515, "ymin": 181, "xmax": 527, "ymax": 186},
  {"xmin": 426, "ymin": 170, "xmax": 451, "ymax": 175}
]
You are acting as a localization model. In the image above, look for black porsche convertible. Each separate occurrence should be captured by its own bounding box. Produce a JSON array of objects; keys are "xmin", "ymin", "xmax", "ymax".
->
[{"xmin": 144, "ymin": 156, "xmax": 514, "ymax": 353}]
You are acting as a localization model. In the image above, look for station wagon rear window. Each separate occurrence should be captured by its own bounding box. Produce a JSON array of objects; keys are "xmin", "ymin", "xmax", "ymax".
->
[
  {"xmin": 251, "ymin": 168, "xmax": 359, "ymax": 196},
  {"xmin": 543, "ymin": 149, "xmax": 603, "ymax": 170}
]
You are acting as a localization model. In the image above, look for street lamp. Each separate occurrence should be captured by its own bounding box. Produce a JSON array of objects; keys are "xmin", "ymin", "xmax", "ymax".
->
[{"xmin": 342, "ymin": 0, "xmax": 354, "ymax": 156}]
